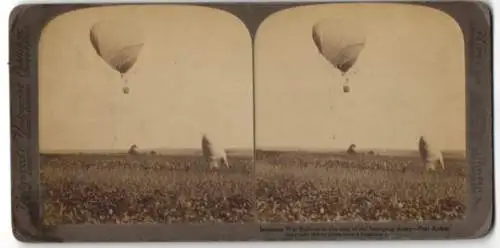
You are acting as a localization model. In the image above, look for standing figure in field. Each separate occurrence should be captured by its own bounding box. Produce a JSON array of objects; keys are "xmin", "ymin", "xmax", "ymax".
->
[
  {"xmin": 201, "ymin": 134, "xmax": 230, "ymax": 170},
  {"xmin": 418, "ymin": 136, "xmax": 445, "ymax": 171}
]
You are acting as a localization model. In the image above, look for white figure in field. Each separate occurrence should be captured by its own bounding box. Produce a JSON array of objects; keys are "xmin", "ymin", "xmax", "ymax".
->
[
  {"xmin": 201, "ymin": 134, "xmax": 230, "ymax": 170},
  {"xmin": 418, "ymin": 136, "xmax": 445, "ymax": 171}
]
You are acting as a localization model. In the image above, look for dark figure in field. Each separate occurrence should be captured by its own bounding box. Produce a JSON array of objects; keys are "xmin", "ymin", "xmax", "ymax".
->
[
  {"xmin": 347, "ymin": 144, "xmax": 357, "ymax": 155},
  {"xmin": 128, "ymin": 144, "xmax": 139, "ymax": 155}
]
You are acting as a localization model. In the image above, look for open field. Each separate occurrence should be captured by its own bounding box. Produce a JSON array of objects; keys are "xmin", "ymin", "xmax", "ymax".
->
[
  {"xmin": 255, "ymin": 151, "xmax": 467, "ymax": 223},
  {"xmin": 41, "ymin": 151, "xmax": 467, "ymax": 225},
  {"xmin": 41, "ymin": 154, "xmax": 254, "ymax": 225}
]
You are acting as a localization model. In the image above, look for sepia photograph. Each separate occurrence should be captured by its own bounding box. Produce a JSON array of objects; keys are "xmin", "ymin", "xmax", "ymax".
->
[
  {"xmin": 9, "ymin": 0, "xmax": 493, "ymax": 242},
  {"xmin": 7, "ymin": 0, "xmax": 495, "ymax": 242},
  {"xmin": 38, "ymin": 5, "xmax": 254, "ymax": 225},
  {"xmin": 254, "ymin": 3, "xmax": 467, "ymax": 223}
]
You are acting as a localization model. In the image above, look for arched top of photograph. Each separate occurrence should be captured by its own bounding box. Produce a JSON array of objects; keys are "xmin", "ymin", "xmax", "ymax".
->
[
  {"xmin": 38, "ymin": 5, "xmax": 253, "ymax": 153},
  {"xmin": 254, "ymin": 3, "xmax": 465, "ymax": 152}
]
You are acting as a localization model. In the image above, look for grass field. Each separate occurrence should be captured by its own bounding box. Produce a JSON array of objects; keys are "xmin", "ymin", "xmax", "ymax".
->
[
  {"xmin": 255, "ymin": 152, "xmax": 467, "ymax": 223},
  {"xmin": 40, "ymin": 151, "xmax": 467, "ymax": 225}
]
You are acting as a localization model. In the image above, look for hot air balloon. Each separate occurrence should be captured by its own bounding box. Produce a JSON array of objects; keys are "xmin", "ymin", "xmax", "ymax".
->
[
  {"xmin": 201, "ymin": 134, "xmax": 230, "ymax": 170},
  {"xmin": 90, "ymin": 19, "xmax": 144, "ymax": 94},
  {"xmin": 418, "ymin": 136, "xmax": 445, "ymax": 171},
  {"xmin": 312, "ymin": 18, "xmax": 366, "ymax": 92}
]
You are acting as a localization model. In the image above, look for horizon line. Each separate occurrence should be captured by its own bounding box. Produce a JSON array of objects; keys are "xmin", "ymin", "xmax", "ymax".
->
[{"xmin": 40, "ymin": 147, "xmax": 466, "ymax": 154}]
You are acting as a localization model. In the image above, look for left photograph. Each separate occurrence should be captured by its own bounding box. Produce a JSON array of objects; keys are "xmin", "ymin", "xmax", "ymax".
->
[{"xmin": 38, "ymin": 5, "xmax": 254, "ymax": 225}]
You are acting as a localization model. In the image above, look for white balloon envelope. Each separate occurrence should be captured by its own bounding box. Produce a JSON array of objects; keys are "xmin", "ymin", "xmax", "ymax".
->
[
  {"xmin": 90, "ymin": 18, "xmax": 144, "ymax": 76},
  {"xmin": 312, "ymin": 18, "xmax": 366, "ymax": 76}
]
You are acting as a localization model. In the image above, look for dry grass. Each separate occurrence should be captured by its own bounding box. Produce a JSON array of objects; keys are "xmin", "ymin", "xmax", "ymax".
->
[
  {"xmin": 41, "ymin": 154, "xmax": 254, "ymax": 225},
  {"xmin": 41, "ymin": 152, "xmax": 467, "ymax": 225},
  {"xmin": 255, "ymin": 153, "xmax": 467, "ymax": 223}
]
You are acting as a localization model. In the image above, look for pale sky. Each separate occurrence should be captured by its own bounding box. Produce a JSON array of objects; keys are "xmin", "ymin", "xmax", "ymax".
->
[
  {"xmin": 39, "ymin": 5, "xmax": 253, "ymax": 152},
  {"xmin": 255, "ymin": 3, "xmax": 466, "ymax": 151}
]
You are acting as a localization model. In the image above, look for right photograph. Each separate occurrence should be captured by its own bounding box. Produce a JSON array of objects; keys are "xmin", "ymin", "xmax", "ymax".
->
[{"xmin": 254, "ymin": 3, "xmax": 467, "ymax": 223}]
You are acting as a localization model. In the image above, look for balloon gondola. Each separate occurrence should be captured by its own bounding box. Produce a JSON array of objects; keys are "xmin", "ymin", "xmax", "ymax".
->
[{"xmin": 343, "ymin": 85, "xmax": 350, "ymax": 93}]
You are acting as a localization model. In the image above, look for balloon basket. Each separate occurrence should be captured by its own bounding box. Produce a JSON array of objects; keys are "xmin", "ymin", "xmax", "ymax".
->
[
  {"xmin": 122, "ymin": 86, "xmax": 130, "ymax": 94},
  {"xmin": 343, "ymin": 85, "xmax": 350, "ymax": 93}
]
